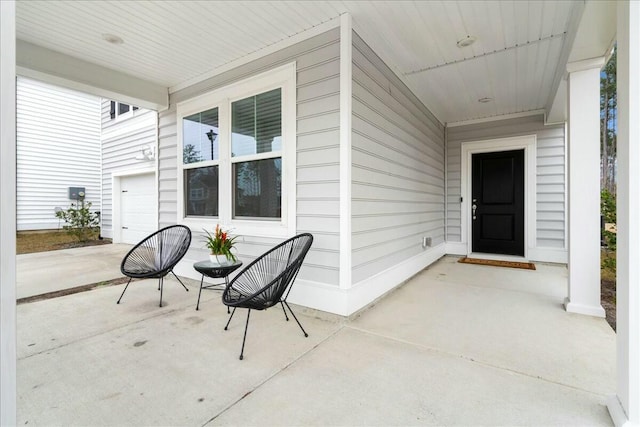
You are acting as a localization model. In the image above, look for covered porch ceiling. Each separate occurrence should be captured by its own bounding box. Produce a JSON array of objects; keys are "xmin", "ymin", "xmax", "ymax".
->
[{"xmin": 16, "ymin": 0, "xmax": 616, "ymax": 125}]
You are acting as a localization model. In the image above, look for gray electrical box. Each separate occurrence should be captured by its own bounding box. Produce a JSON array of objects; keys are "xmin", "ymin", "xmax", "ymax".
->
[{"xmin": 68, "ymin": 187, "xmax": 86, "ymax": 200}]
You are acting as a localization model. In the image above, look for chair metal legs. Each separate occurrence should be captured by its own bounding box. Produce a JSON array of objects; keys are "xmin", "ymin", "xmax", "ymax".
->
[
  {"xmin": 116, "ymin": 277, "xmax": 132, "ymax": 304},
  {"xmin": 283, "ymin": 301, "xmax": 308, "ymax": 337},
  {"xmin": 171, "ymin": 271, "xmax": 189, "ymax": 292},
  {"xmin": 223, "ymin": 307, "xmax": 250, "ymax": 360},
  {"xmin": 117, "ymin": 272, "xmax": 188, "ymax": 307},
  {"xmin": 239, "ymin": 309, "xmax": 251, "ymax": 360},
  {"xmin": 223, "ymin": 303, "xmax": 307, "ymax": 361},
  {"xmin": 280, "ymin": 301, "xmax": 289, "ymax": 321}
]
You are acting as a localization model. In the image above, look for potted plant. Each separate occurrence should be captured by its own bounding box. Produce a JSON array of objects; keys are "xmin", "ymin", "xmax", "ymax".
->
[{"xmin": 203, "ymin": 224, "xmax": 238, "ymax": 266}]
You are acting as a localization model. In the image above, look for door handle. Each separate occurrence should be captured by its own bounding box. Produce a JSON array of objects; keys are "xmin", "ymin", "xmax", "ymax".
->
[{"xmin": 472, "ymin": 203, "xmax": 477, "ymax": 220}]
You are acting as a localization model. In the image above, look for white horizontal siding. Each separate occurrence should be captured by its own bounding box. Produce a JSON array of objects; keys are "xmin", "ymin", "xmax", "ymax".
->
[
  {"xmin": 446, "ymin": 114, "xmax": 566, "ymax": 250},
  {"xmin": 160, "ymin": 28, "xmax": 341, "ymax": 287},
  {"xmin": 16, "ymin": 77, "xmax": 101, "ymax": 231},
  {"xmin": 351, "ymin": 32, "xmax": 446, "ymax": 284},
  {"xmin": 100, "ymin": 101, "xmax": 158, "ymax": 238}
]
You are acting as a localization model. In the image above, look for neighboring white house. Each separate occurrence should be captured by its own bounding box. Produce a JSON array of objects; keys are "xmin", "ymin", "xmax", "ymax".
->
[
  {"xmin": 99, "ymin": 99, "xmax": 158, "ymax": 244},
  {"xmin": 15, "ymin": 77, "xmax": 158, "ymax": 242},
  {"xmin": 16, "ymin": 77, "xmax": 101, "ymax": 231}
]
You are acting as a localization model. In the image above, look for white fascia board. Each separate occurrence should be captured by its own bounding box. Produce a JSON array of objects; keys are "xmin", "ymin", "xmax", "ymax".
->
[
  {"xmin": 447, "ymin": 110, "xmax": 546, "ymax": 128},
  {"xmin": 546, "ymin": 77, "xmax": 567, "ymax": 125},
  {"xmin": 16, "ymin": 40, "xmax": 168, "ymax": 111}
]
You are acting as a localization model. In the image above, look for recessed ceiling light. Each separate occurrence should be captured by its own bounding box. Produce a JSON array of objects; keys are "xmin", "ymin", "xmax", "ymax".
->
[
  {"xmin": 456, "ymin": 36, "xmax": 477, "ymax": 48},
  {"xmin": 102, "ymin": 33, "xmax": 124, "ymax": 45},
  {"xmin": 478, "ymin": 97, "xmax": 493, "ymax": 103}
]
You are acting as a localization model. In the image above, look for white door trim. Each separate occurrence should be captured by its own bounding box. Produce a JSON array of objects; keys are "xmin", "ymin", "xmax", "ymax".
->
[
  {"xmin": 112, "ymin": 168, "xmax": 156, "ymax": 243},
  {"xmin": 461, "ymin": 135, "xmax": 537, "ymax": 259}
]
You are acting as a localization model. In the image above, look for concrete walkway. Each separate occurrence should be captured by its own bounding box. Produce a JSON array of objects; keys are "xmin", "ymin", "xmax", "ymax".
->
[
  {"xmin": 17, "ymin": 243, "xmax": 132, "ymax": 299},
  {"xmin": 17, "ymin": 256, "xmax": 616, "ymax": 426}
]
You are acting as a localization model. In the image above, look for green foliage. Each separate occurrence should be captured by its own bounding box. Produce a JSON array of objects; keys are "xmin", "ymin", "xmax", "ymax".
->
[
  {"xmin": 601, "ymin": 188, "xmax": 616, "ymax": 224},
  {"xmin": 601, "ymin": 188, "xmax": 617, "ymax": 272},
  {"xmin": 55, "ymin": 200, "xmax": 100, "ymax": 242},
  {"xmin": 183, "ymin": 144, "xmax": 202, "ymax": 164}
]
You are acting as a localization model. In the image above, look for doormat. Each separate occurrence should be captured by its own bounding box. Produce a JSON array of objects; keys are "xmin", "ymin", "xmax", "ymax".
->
[{"xmin": 458, "ymin": 257, "xmax": 536, "ymax": 270}]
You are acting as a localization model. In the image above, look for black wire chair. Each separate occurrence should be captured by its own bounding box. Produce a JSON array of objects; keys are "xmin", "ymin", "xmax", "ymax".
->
[
  {"xmin": 222, "ymin": 233, "xmax": 313, "ymax": 360},
  {"xmin": 117, "ymin": 225, "xmax": 192, "ymax": 307}
]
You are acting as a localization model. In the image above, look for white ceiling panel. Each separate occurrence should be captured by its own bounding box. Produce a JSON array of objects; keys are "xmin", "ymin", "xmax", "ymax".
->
[{"xmin": 16, "ymin": 0, "xmax": 583, "ymax": 124}]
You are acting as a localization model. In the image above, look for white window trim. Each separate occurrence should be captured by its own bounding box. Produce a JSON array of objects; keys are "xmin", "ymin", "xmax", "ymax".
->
[
  {"xmin": 176, "ymin": 62, "xmax": 296, "ymax": 239},
  {"xmin": 460, "ymin": 135, "xmax": 537, "ymax": 260}
]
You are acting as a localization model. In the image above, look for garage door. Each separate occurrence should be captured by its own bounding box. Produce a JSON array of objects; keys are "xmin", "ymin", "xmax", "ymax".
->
[{"xmin": 120, "ymin": 173, "xmax": 156, "ymax": 244}]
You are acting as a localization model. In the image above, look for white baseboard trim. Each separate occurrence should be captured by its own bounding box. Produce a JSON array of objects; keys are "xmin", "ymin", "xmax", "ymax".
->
[
  {"xmin": 445, "ymin": 242, "xmax": 467, "ymax": 256},
  {"xmin": 287, "ymin": 279, "xmax": 349, "ymax": 316},
  {"xmin": 564, "ymin": 298, "xmax": 606, "ymax": 318},
  {"xmin": 347, "ymin": 243, "xmax": 446, "ymax": 315},
  {"xmin": 528, "ymin": 247, "xmax": 568, "ymax": 263},
  {"xmin": 607, "ymin": 395, "xmax": 636, "ymax": 427},
  {"xmin": 175, "ymin": 244, "xmax": 446, "ymax": 317}
]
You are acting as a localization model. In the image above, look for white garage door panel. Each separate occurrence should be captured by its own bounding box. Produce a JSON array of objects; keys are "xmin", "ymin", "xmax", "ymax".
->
[{"xmin": 120, "ymin": 173, "xmax": 156, "ymax": 244}]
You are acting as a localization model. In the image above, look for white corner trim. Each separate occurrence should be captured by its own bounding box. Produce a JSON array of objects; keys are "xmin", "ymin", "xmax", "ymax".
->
[
  {"xmin": 169, "ymin": 17, "xmax": 340, "ymax": 94},
  {"xmin": 460, "ymin": 135, "xmax": 537, "ymax": 258},
  {"xmin": 445, "ymin": 242, "xmax": 467, "ymax": 256},
  {"xmin": 607, "ymin": 395, "xmax": 636, "ymax": 427},
  {"xmin": 446, "ymin": 110, "xmax": 545, "ymax": 128},
  {"xmin": 339, "ymin": 12, "xmax": 353, "ymax": 290},
  {"xmin": 564, "ymin": 299, "xmax": 606, "ymax": 318},
  {"xmin": 348, "ymin": 243, "xmax": 446, "ymax": 315},
  {"xmin": 566, "ymin": 56, "xmax": 607, "ymax": 73},
  {"xmin": 0, "ymin": 1, "xmax": 17, "ymax": 424}
]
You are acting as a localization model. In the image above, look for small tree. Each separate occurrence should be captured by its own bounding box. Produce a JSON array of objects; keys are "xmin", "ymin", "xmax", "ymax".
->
[{"xmin": 55, "ymin": 200, "xmax": 100, "ymax": 242}]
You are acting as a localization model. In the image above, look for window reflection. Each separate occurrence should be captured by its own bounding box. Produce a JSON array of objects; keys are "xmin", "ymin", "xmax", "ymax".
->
[
  {"xmin": 233, "ymin": 158, "xmax": 281, "ymax": 219},
  {"xmin": 185, "ymin": 166, "xmax": 218, "ymax": 216},
  {"xmin": 183, "ymin": 108, "xmax": 219, "ymax": 164}
]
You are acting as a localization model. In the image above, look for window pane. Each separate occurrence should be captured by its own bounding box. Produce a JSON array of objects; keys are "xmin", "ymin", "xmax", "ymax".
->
[
  {"xmin": 232, "ymin": 88, "xmax": 281, "ymax": 157},
  {"xmin": 185, "ymin": 166, "xmax": 218, "ymax": 216},
  {"xmin": 233, "ymin": 158, "xmax": 281, "ymax": 219},
  {"xmin": 183, "ymin": 108, "xmax": 219, "ymax": 164},
  {"xmin": 118, "ymin": 103, "xmax": 130, "ymax": 115}
]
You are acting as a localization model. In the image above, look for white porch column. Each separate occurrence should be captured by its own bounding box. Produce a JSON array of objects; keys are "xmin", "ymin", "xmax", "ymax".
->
[
  {"xmin": 608, "ymin": 2, "xmax": 640, "ymax": 425},
  {"xmin": 0, "ymin": 1, "xmax": 17, "ymax": 425},
  {"xmin": 565, "ymin": 57, "xmax": 606, "ymax": 318}
]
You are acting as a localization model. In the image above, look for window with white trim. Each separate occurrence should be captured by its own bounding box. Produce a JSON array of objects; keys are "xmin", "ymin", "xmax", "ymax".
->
[
  {"xmin": 177, "ymin": 63, "xmax": 296, "ymax": 237},
  {"xmin": 110, "ymin": 101, "xmax": 139, "ymax": 120}
]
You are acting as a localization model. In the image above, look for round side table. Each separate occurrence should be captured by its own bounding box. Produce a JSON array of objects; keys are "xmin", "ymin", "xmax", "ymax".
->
[{"xmin": 193, "ymin": 260, "xmax": 243, "ymax": 310}]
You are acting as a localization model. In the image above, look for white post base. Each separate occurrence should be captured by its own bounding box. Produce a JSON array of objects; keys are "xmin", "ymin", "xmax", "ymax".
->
[
  {"xmin": 564, "ymin": 298, "xmax": 606, "ymax": 318},
  {"xmin": 609, "ymin": 395, "xmax": 639, "ymax": 427}
]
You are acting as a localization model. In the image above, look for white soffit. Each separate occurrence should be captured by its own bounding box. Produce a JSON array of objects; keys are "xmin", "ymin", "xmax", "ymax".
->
[{"xmin": 16, "ymin": 1, "xmax": 585, "ymax": 123}]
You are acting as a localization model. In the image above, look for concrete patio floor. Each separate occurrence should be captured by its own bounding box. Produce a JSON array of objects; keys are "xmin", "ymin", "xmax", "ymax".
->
[
  {"xmin": 17, "ymin": 256, "xmax": 616, "ymax": 426},
  {"xmin": 17, "ymin": 243, "xmax": 132, "ymax": 299}
]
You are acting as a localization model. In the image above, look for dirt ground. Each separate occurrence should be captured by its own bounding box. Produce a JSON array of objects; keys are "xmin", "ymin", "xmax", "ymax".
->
[
  {"xmin": 17, "ymin": 230, "xmax": 111, "ymax": 255},
  {"xmin": 601, "ymin": 249, "xmax": 616, "ymax": 331}
]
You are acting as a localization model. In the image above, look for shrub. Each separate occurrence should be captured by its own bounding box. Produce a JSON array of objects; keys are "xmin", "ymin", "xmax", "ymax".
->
[{"xmin": 55, "ymin": 200, "xmax": 100, "ymax": 242}]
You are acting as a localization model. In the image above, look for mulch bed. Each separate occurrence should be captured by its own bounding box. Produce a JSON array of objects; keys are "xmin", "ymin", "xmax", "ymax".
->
[
  {"xmin": 17, "ymin": 277, "xmax": 133, "ymax": 305},
  {"xmin": 17, "ymin": 230, "xmax": 111, "ymax": 255},
  {"xmin": 601, "ymin": 278, "xmax": 616, "ymax": 331}
]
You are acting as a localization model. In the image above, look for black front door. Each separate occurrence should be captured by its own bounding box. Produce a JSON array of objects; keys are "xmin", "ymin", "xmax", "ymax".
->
[{"xmin": 471, "ymin": 149, "xmax": 525, "ymax": 256}]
